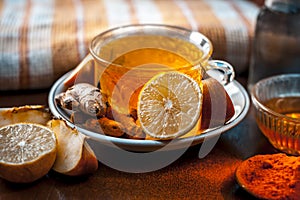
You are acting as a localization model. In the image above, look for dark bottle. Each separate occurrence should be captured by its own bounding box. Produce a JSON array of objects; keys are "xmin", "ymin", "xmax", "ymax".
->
[{"xmin": 248, "ymin": 0, "xmax": 300, "ymax": 90}]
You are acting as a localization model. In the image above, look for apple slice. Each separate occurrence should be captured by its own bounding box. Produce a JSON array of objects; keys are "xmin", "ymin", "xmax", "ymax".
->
[
  {"xmin": 47, "ymin": 119, "xmax": 98, "ymax": 176},
  {"xmin": 200, "ymin": 77, "xmax": 235, "ymax": 130}
]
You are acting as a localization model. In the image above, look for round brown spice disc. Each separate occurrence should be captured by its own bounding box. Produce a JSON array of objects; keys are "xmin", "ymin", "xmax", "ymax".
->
[{"xmin": 236, "ymin": 153, "xmax": 300, "ymax": 200}]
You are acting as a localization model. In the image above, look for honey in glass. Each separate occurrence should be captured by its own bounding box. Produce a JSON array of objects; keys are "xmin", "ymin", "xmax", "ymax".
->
[
  {"xmin": 258, "ymin": 96, "xmax": 300, "ymax": 154},
  {"xmin": 264, "ymin": 96, "xmax": 300, "ymax": 119}
]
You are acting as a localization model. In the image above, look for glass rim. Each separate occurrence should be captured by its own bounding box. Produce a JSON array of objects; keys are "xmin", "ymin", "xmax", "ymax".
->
[
  {"xmin": 89, "ymin": 24, "xmax": 213, "ymax": 69},
  {"xmin": 251, "ymin": 73, "xmax": 300, "ymax": 123}
]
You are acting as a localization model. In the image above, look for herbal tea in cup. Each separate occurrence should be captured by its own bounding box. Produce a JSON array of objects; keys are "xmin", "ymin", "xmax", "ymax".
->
[
  {"xmin": 88, "ymin": 25, "xmax": 233, "ymax": 115},
  {"xmin": 98, "ymin": 35, "xmax": 205, "ymax": 115},
  {"xmin": 65, "ymin": 24, "xmax": 235, "ymax": 139}
]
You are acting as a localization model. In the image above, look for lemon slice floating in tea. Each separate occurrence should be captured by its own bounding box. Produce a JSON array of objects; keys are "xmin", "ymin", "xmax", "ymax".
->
[
  {"xmin": 137, "ymin": 71, "xmax": 202, "ymax": 139},
  {"xmin": 0, "ymin": 123, "xmax": 57, "ymax": 183}
]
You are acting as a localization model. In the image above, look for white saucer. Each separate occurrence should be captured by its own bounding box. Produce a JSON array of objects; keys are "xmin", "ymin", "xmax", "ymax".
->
[{"xmin": 48, "ymin": 71, "xmax": 250, "ymax": 152}]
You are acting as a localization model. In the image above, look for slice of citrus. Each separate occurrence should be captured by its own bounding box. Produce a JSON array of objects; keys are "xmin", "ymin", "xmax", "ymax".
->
[
  {"xmin": 0, "ymin": 105, "xmax": 52, "ymax": 128},
  {"xmin": 0, "ymin": 123, "xmax": 56, "ymax": 183},
  {"xmin": 137, "ymin": 71, "xmax": 202, "ymax": 139}
]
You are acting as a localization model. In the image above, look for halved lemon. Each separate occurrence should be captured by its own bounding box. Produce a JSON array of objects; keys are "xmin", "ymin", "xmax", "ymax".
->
[
  {"xmin": 137, "ymin": 71, "xmax": 202, "ymax": 139},
  {"xmin": 0, "ymin": 123, "xmax": 57, "ymax": 183}
]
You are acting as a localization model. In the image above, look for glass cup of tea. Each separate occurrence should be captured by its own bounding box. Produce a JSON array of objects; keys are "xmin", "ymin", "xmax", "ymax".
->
[
  {"xmin": 67, "ymin": 24, "xmax": 235, "ymax": 140},
  {"xmin": 71, "ymin": 24, "xmax": 234, "ymax": 115}
]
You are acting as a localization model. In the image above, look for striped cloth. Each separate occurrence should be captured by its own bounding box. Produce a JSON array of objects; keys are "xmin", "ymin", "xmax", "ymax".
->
[{"xmin": 0, "ymin": 0, "xmax": 260, "ymax": 90}]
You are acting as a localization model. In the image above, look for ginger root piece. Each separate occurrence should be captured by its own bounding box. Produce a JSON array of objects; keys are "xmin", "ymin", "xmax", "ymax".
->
[
  {"xmin": 70, "ymin": 111, "xmax": 92, "ymax": 124},
  {"xmin": 122, "ymin": 116, "xmax": 146, "ymax": 139},
  {"xmin": 84, "ymin": 118, "xmax": 125, "ymax": 137},
  {"xmin": 55, "ymin": 83, "xmax": 108, "ymax": 117},
  {"xmin": 106, "ymin": 107, "xmax": 145, "ymax": 139}
]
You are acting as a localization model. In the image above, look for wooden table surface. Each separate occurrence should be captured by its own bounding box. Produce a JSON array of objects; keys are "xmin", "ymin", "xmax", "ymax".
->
[{"xmin": 0, "ymin": 80, "xmax": 278, "ymax": 200}]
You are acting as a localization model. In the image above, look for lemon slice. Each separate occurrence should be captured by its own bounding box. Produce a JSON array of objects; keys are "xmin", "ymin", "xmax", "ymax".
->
[
  {"xmin": 137, "ymin": 71, "xmax": 202, "ymax": 139},
  {"xmin": 0, "ymin": 123, "xmax": 57, "ymax": 183}
]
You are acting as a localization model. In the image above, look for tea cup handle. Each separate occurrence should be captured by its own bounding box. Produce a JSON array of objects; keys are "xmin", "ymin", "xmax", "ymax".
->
[{"xmin": 206, "ymin": 60, "xmax": 235, "ymax": 85}]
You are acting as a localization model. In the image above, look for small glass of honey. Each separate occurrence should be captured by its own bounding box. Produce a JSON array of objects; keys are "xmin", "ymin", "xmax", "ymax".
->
[{"xmin": 251, "ymin": 74, "xmax": 300, "ymax": 155}]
